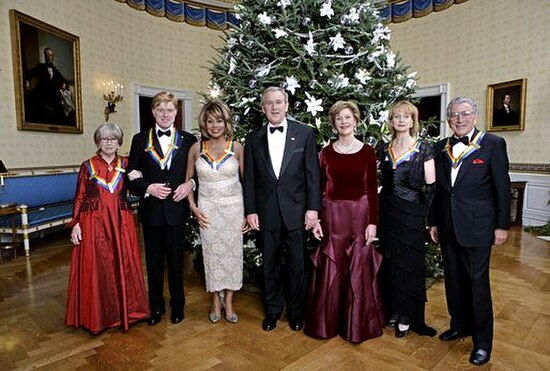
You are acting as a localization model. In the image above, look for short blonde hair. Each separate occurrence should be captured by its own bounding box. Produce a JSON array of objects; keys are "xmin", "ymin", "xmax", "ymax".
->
[
  {"xmin": 198, "ymin": 99, "xmax": 234, "ymax": 140},
  {"xmin": 151, "ymin": 91, "xmax": 178, "ymax": 110},
  {"xmin": 388, "ymin": 100, "xmax": 419, "ymax": 138}
]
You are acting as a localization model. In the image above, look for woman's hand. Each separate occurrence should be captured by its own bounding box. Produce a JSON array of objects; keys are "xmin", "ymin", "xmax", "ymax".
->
[
  {"xmin": 312, "ymin": 221, "xmax": 324, "ymax": 240},
  {"xmin": 241, "ymin": 218, "xmax": 251, "ymax": 234},
  {"xmin": 71, "ymin": 223, "xmax": 82, "ymax": 245},
  {"xmin": 365, "ymin": 224, "xmax": 377, "ymax": 246},
  {"xmin": 191, "ymin": 205, "xmax": 209, "ymax": 229}
]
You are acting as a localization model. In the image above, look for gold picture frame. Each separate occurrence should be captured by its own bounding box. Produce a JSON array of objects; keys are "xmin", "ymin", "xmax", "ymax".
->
[
  {"xmin": 10, "ymin": 10, "xmax": 82, "ymax": 133},
  {"xmin": 486, "ymin": 78, "xmax": 526, "ymax": 132}
]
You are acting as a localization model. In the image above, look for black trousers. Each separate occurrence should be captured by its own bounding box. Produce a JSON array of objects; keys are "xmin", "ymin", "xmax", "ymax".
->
[
  {"xmin": 259, "ymin": 225, "xmax": 307, "ymax": 320},
  {"xmin": 441, "ymin": 229, "xmax": 493, "ymax": 350},
  {"xmin": 142, "ymin": 224, "xmax": 186, "ymax": 315}
]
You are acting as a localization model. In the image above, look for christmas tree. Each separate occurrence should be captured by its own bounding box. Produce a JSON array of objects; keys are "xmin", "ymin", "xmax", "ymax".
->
[{"xmin": 207, "ymin": 0, "xmax": 418, "ymax": 146}]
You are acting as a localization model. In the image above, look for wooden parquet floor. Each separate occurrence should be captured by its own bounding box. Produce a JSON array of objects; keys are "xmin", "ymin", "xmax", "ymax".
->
[{"xmin": 1, "ymin": 227, "xmax": 549, "ymax": 370}]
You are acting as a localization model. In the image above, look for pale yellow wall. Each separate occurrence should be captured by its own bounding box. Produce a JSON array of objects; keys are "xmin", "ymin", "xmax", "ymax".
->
[
  {"xmin": 389, "ymin": 0, "xmax": 550, "ymax": 164},
  {"xmin": 0, "ymin": 0, "xmax": 223, "ymax": 168}
]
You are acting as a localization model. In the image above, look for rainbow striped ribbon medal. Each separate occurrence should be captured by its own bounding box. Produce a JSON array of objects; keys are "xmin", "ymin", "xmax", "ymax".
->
[
  {"xmin": 86, "ymin": 156, "xmax": 125, "ymax": 193},
  {"xmin": 200, "ymin": 140, "xmax": 234, "ymax": 171},
  {"xmin": 144, "ymin": 128, "xmax": 181, "ymax": 169},
  {"xmin": 388, "ymin": 139, "xmax": 422, "ymax": 169},
  {"xmin": 445, "ymin": 131, "xmax": 485, "ymax": 169}
]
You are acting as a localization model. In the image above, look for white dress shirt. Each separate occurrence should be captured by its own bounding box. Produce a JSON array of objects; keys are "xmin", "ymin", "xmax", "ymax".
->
[
  {"xmin": 155, "ymin": 124, "xmax": 174, "ymax": 170},
  {"xmin": 450, "ymin": 128, "xmax": 475, "ymax": 186},
  {"xmin": 267, "ymin": 119, "xmax": 287, "ymax": 179}
]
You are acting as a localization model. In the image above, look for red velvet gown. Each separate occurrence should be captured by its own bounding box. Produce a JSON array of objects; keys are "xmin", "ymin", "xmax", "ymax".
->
[
  {"xmin": 304, "ymin": 144, "xmax": 385, "ymax": 343},
  {"xmin": 65, "ymin": 155, "xmax": 149, "ymax": 334}
]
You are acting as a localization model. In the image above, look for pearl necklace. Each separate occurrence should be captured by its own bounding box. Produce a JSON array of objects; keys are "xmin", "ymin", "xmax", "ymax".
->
[{"xmin": 334, "ymin": 139, "xmax": 362, "ymax": 154}]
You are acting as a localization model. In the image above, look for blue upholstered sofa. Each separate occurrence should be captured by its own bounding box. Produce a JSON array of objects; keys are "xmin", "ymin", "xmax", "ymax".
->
[{"xmin": 0, "ymin": 171, "xmax": 77, "ymax": 256}]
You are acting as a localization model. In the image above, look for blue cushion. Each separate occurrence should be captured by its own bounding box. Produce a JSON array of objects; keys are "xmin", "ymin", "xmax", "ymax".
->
[{"xmin": 0, "ymin": 202, "xmax": 73, "ymax": 228}]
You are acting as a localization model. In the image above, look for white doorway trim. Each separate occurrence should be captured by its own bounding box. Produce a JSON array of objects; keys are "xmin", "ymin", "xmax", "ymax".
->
[{"xmin": 412, "ymin": 83, "xmax": 450, "ymax": 137}]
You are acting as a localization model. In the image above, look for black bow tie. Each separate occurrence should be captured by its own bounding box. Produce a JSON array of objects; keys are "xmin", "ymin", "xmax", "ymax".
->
[
  {"xmin": 269, "ymin": 126, "xmax": 284, "ymax": 134},
  {"xmin": 157, "ymin": 129, "xmax": 171, "ymax": 137},
  {"xmin": 450, "ymin": 136, "xmax": 469, "ymax": 146}
]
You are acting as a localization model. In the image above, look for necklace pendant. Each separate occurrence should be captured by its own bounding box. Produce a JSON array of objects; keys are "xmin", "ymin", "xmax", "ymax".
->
[{"xmin": 107, "ymin": 165, "xmax": 113, "ymax": 171}]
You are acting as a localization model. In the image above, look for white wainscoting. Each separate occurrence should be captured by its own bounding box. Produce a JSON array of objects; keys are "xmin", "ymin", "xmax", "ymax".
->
[{"xmin": 510, "ymin": 172, "xmax": 550, "ymax": 226}]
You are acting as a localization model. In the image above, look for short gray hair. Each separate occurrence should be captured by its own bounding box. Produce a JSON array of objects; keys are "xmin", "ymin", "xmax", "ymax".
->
[
  {"xmin": 447, "ymin": 96, "xmax": 478, "ymax": 116},
  {"xmin": 94, "ymin": 123, "xmax": 123, "ymax": 146},
  {"xmin": 261, "ymin": 86, "xmax": 288, "ymax": 105}
]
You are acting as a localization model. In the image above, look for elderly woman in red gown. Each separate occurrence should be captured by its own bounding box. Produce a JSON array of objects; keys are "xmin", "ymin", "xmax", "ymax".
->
[
  {"xmin": 66, "ymin": 123, "xmax": 149, "ymax": 334},
  {"xmin": 305, "ymin": 101, "xmax": 384, "ymax": 343}
]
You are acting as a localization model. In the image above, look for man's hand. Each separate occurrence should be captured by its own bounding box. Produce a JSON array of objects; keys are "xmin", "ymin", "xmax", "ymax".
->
[
  {"xmin": 146, "ymin": 183, "xmax": 172, "ymax": 199},
  {"xmin": 429, "ymin": 226, "xmax": 439, "ymax": 243},
  {"xmin": 365, "ymin": 224, "xmax": 377, "ymax": 245},
  {"xmin": 494, "ymin": 228, "xmax": 508, "ymax": 246},
  {"xmin": 173, "ymin": 181, "xmax": 194, "ymax": 202},
  {"xmin": 247, "ymin": 213, "xmax": 260, "ymax": 230},
  {"xmin": 304, "ymin": 210, "xmax": 318, "ymax": 230}
]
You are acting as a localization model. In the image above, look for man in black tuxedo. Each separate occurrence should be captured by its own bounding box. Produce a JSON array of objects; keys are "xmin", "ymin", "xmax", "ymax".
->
[
  {"xmin": 244, "ymin": 86, "xmax": 321, "ymax": 332},
  {"xmin": 127, "ymin": 92, "xmax": 197, "ymax": 325},
  {"xmin": 429, "ymin": 96, "xmax": 510, "ymax": 366}
]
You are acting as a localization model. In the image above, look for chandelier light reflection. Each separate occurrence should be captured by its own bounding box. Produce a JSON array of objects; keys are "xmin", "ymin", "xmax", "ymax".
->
[{"xmin": 103, "ymin": 80, "xmax": 124, "ymax": 122}]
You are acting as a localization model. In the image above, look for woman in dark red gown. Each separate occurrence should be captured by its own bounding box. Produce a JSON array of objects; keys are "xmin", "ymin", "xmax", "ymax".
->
[
  {"xmin": 66, "ymin": 123, "xmax": 149, "ymax": 334},
  {"xmin": 305, "ymin": 101, "xmax": 384, "ymax": 343}
]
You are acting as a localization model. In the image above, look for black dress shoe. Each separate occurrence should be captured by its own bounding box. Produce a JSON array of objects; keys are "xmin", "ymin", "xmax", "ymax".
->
[
  {"xmin": 395, "ymin": 326, "xmax": 410, "ymax": 338},
  {"xmin": 170, "ymin": 312, "xmax": 184, "ymax": 324},
  {"xmin": 262, "ymin": 316, "xmax": 277, "ymax": 331},
  {"xmin": 439, "ymin": 328, "xmax": 467, "ymax": 341},
  {"xmin": 147, "ymin": 311, "xmax": 163, "ymax": 326},
  {"xmin": 288, "ymin": 317, "xmax": 303, "ymax": 331},
  {"xmin": 470, "ymin": 348, "xmax": 490, "ymax": 366}
]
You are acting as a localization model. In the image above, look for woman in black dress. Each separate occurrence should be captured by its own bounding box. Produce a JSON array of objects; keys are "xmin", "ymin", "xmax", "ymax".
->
[{"xmin": 377, "ymin": 101, "xmax": 437, "ymax": 338}]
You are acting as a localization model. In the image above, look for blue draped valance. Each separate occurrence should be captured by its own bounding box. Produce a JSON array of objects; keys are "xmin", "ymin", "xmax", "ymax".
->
[
  {"xmin": 115, "ymin": 0, "xmax": 467, "ymax": 29},
  {"xmin": 115, "ymin": 0, "xmax": 237, "ymax": 30},
  {"xmin": 379, "ymin": 0, "xmax": 468, "ymax": 24}
]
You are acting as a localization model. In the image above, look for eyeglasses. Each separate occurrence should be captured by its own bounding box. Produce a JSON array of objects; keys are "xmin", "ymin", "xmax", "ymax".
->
[
  {"xmin": 155, "ymin": 108, "xmax": 177, "ymax": 115},
  {"xmin": 99, "ymin": 137, "xmax": 118, "ymax": 143},
  {"xmin": 449, "ymin": 111, "xmax": 475, "ymax": 120}
]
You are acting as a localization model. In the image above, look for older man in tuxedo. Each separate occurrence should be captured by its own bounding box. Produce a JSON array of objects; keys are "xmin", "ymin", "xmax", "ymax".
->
[
  {"xmin": 429, "ymin": 96, "xmax": 510, "ymax": 366},
  {"xmin": 244, "ymin": 86, "xmax": 321, "ymax": 332},
  {"xmin": 127, "ymin": 91, "xmax": 197, "ymax": 326}
]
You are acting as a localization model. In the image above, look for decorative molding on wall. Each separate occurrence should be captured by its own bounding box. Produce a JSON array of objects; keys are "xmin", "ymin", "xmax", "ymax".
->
[
  {"xmin": 510, "ymin": 163, "xmax": 550, "ymax": 174},
  {"xmin": 510, "ymin": 171, "xmax": 550, "ymax": 226},
  {"xmin": 3, "ymin": 166, "xmax": 79, "ymax": 177}
]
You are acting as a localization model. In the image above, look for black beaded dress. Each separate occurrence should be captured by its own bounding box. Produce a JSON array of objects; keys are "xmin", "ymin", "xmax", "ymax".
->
[{"xmin": 377, "ymin": 139, "xmax": 436, "ymax": 335}]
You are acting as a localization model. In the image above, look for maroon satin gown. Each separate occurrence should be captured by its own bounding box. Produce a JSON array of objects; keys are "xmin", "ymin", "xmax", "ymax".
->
[
  {"xmin": 305, "ymin": 144, "xmax": 384, "ymax": 343},
  {"xmin": 65, "ymin": 155, "xmax": 149, "ymax": 334}
]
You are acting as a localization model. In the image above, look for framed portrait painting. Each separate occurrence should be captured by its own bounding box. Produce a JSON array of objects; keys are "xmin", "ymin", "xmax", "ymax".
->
[
  {"xmin": 486, "ymin": 78, "xmax": 526, "ymax": 132},
  {"xmin": 10, "ymin": 10, "xmax": 82, "ymax": 133}
]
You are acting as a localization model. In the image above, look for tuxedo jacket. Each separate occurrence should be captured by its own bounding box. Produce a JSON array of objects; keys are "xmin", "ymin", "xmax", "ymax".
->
[
  {"xmin": 243, "ymin": 120, "xmax": 321, "ymax": 231},
  {"xmin": 127, "ymin": 128, "xmax": 197, "ymax": 226},
  {"xmin": 429, "ymin": 129, "xmax": 510, "ymax": 247}
]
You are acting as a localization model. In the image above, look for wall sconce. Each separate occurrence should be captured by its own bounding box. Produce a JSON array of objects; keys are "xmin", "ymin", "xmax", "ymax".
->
[
  {"xmin": 103, "ymin": 80, "xmax": 124, "ymax": 122},
  {"xmin": 0, "ymin": 160, "xmax": 8, "ymax": 187}
]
